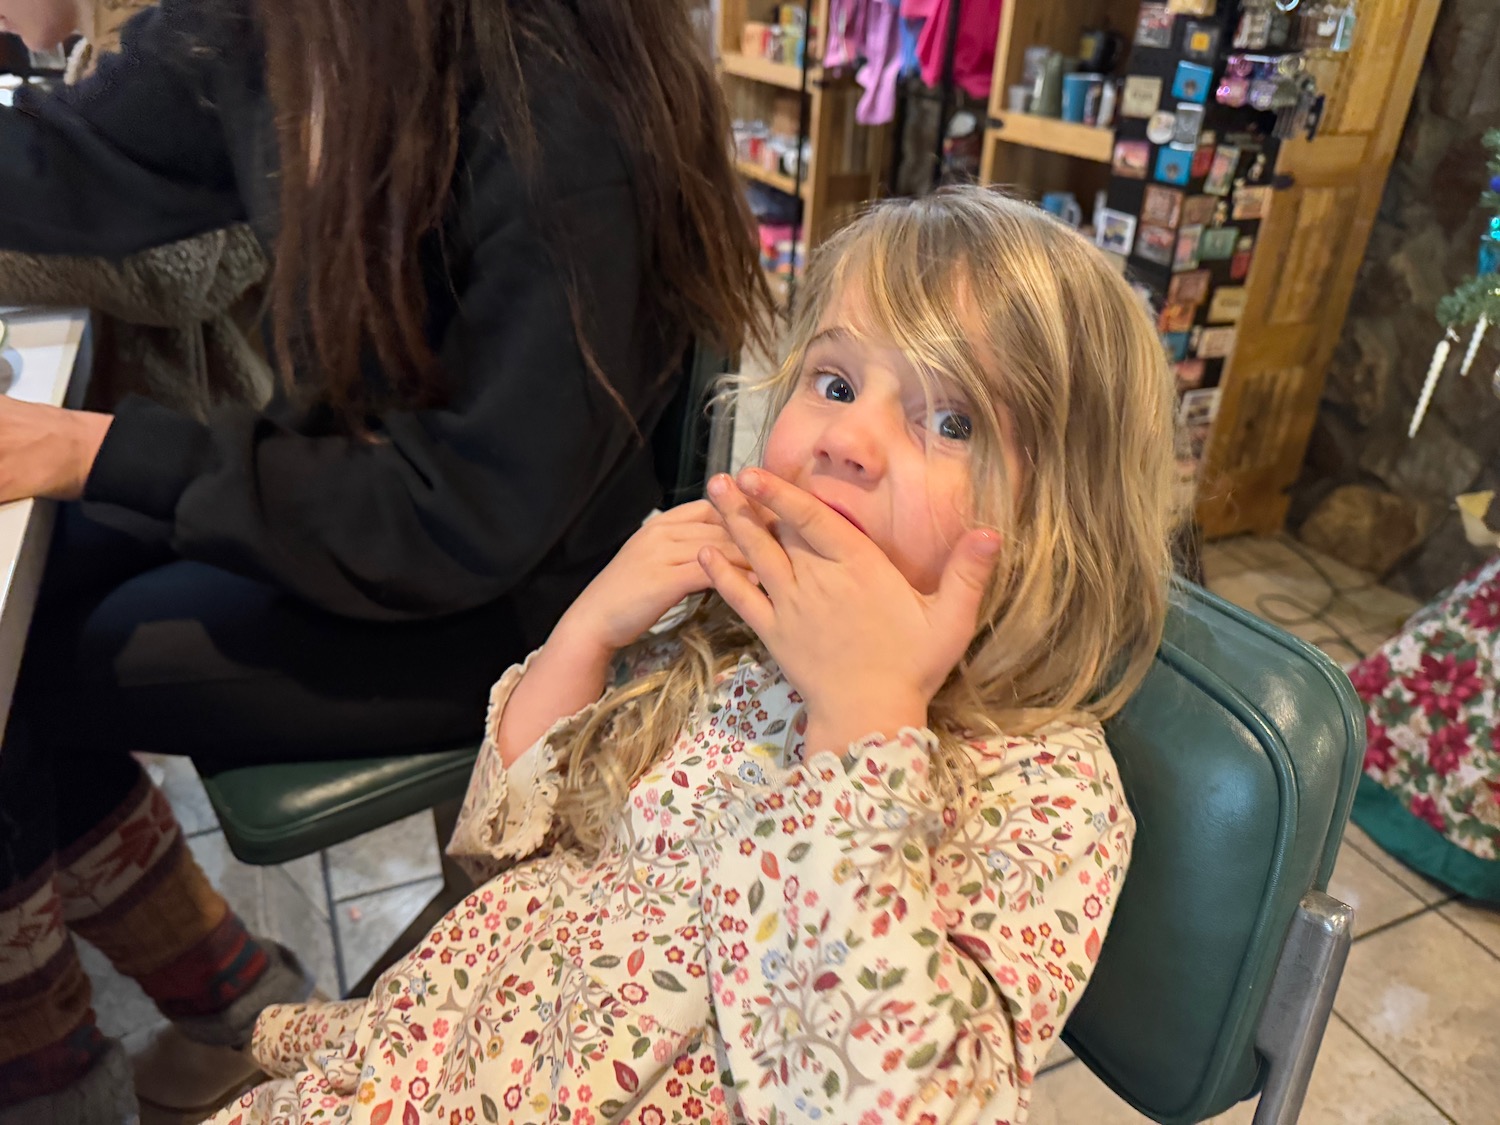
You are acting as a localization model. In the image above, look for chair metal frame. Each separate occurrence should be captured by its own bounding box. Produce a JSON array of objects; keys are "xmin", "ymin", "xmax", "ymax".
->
[{"xmin": 1248, "ymin": 890, "xmax": 1355, "ymax": 1124}]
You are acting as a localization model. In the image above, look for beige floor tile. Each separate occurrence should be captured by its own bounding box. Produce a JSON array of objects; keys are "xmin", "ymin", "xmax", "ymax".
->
[
  {"xmin": 1342, "ymin": 821, "xmax": 1457, "ymax": 906},
  {"xmin": 262, "ymin": 867, "xmax": 340, "ymax": 997},
  {"xmin": 1207, "ymin": 1017, "xmax": 1449, "ymax": 1125},
  {"xmin": 1030, "ymin": 1017, "xmax": 1448, "ymax": 1125},
  {"xmin": 142, "ymin": 753, "xmax": 220, "ymax": 837},
  {"xmin": 1202, "ymin": 535, "xmax": 1303, "ymax": 580},
  {"xmin": 1327, "ymin": 842, "xmax": 1430, "ymax": 939},
  {"xmin": 1026, "ymin": 1060, "xmax": 1155, "ymax": 1124},
  {"xmin": 334, "ymin": 876, "xmax": 445, "ymax": 992},
  {"xmin": 325, "ymin": 811, "xmax": 442, "ymax": 901},
  {"xmin": 1335, "ymin": 910, "xmax": 1500, "ymax": 1123},
  {"xmin": 1439, "ymin": 898, "xmax": 1500, "ymax": 959},
  {"xmin": 1040, "ymin": 1038, "xmax": 1075, "ymax": 1073}
]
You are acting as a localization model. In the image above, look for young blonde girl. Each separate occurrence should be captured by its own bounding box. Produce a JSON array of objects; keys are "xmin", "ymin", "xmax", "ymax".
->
[{"xmin": 214, "ymin": 186, "xmax": 1176, "ymax": 1125}]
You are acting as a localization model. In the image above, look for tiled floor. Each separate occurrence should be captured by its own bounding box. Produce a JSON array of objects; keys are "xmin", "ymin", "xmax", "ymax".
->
[{"xmin": 85, "ymin": 533, "xmax": 1500, "ymax": 1123}]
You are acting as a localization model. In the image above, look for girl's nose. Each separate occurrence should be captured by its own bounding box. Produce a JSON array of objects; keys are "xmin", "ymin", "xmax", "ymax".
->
[{"xmin": 814, "ymin": 405, "xmax": 889, "ymax": 478}]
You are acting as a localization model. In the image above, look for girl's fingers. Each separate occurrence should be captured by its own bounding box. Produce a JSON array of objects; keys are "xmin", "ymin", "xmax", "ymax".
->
[
  {"xmin": 736, "ymin": 468, "xmax": 862, "ymax": 558},
  {"xmin": 706, "ymin": 474, "xmax": 794, "ymax": 592},
  {"xmin": 699, "ymin": 545, "xmax": 775, "ymax": 636}
]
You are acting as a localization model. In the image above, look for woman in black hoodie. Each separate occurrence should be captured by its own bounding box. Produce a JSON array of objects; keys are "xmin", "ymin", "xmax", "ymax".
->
[{"xmin": 0, "ymin": 0, "xmax": 769, "ymax": 1118}]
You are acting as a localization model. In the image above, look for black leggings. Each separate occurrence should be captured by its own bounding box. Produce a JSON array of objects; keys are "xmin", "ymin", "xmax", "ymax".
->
[{"xmin": 0, "ymin": 504, "xmax": 594, "ymax": 888}]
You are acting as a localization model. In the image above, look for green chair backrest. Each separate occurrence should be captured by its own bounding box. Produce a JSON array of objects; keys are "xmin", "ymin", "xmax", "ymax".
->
[{"xmin": 1070, "ymin": 581, "xmax": 1363, "ymax": 1123}]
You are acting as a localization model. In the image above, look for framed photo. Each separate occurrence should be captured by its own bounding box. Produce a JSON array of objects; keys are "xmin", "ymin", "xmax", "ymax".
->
[
  {"xmin": 1155, "ymin": 145, "xmax": 1194, "ymax": 186},
  {"xmin": 1232, "ymin": 185, "xmax": 1272, "ymax": 221},
  {"xmin": 1096, "ymin": 208, "xmax": 1138, "ymax": 256},
  {"xmin": 1199, "ymin": 226, "xmax": 1239, "ymax": 260},
  {"xmin": 1142, "ymin": 185, "xmax": 1185, "ymax": 228},
  {"xmin": 1168, "ymin": 268, "xmax": 1212, "ymax": 306},
  {"xmin": 1121, "ymin": 75, "xmax": 1164, "ymax": 119},
  {"xmin": 1173, "ymin": 60, "xmax": 1214, "ymax": 103},
  {"xmin": 1182, "ymin": 195, "xmax": 1217, "ymax": 227},
  {"xmin": 1197, "ymin": 325, "xmax": 1238, "ymax": 359},
  {"xmin": 1158, "ymin": 301, "xmax": 1198, "ymax": 333},
  {"xmin": 1135, "ymin": 3, "xmax": 1177, "ymax": 48},
  {"xmin": 1174, "ymin": 224, "xmax": 1204, "ymax": 271},
  {"xmin": 1204, "ymin": 145, "xmax": 1241, "ymax": 196},
  {"xmin": 1136, "ymin": 223, "xmax": 1176, "ymax": 266},
  {"xmin": 1183, "ymin": 20, "xmax": 1220, "ymax": 60},
  {"xmin": 1113, "ymin": 139, "xmax": 1152, "ymax": 179},
  {"xmin": 1163, "ymin": 331, "xmax": 1191, "ymax": 362},
  {"xmin": 1175, "ymin": 358, "xmax": 1206, "ymax": 391},
  {"xmin": 1172, "ymin": 103, "xmax": 1205, "ymax": 147},
  {"xmin": 1179, "ymin": 387, "xmax": 1221, "ymax": 427},
  {"xmin": 1208, "ymin": 285, "xmax": 1249, "ymax": 323}
]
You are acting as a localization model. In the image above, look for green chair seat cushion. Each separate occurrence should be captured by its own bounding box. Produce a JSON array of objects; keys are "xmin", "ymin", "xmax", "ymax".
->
[
  {"xmin": 1070, "ymin": 582, "xmax": 1362, "ymax": 1124},
  {"xmin": 200, "ymin": 747, "xmax": 480, "ymax": 866}
]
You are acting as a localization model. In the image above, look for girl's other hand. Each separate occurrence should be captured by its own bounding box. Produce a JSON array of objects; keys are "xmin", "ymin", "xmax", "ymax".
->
[
  {"xmin": 552, "ymin": 499, "xmax": 753, "ymax": 663},
  {"xmin": 700, "ymin": 469, "xmax": 1001, "ymax": 751}
]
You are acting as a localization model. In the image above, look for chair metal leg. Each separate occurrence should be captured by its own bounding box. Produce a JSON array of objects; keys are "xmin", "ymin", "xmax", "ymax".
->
[
  {"xmin": 345, "ymin": 797, "xmax": 478, "ymax": 999},
  {"xmin": 1251, "ymin": 890, "xmax": 1354, "ymax": 1125}
]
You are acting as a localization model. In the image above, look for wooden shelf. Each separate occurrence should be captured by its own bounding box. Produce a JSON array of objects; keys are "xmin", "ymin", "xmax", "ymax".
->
[
  {"xmin": 986, "ymin": 112, "xmax": 1115, "ymax": 164},
  {"xmin": 736, "ymin": 159, "xmax": 808, "ymax": 198},
  {"xmin": 720, "ymin": 51, "xmax": 815, "ymax": 91}
]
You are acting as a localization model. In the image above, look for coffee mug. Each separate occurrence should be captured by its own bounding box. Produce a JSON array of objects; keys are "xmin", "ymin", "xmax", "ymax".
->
[
  {"xmin": 1041, "ymin": 192, "xmax": 1083, "ymax": 228},
  {"xmin": 1061, "ymin": 73, "xmax": 1103, "ymax": 124}
]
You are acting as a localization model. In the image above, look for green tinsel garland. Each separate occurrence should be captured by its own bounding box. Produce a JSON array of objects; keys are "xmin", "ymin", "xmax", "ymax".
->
[{"xmin": 1436, "ymin": 127, "xmax": 1500, "ymax": 330}]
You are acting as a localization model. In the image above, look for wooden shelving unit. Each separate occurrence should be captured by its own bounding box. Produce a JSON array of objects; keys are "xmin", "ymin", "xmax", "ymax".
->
[
  {"xmin": 978, "ymin": 0, "xmax": 1442, "ymax": 540},
  {"xmin": 986, "ymin": 111, "xmax": 1114, "ymax": 164},
  {"xmin": 720, "ymin": 51, "xmax": 814, "ymax": 91},
  {"xmin": 735, "ymin": 159, "xmax": 808, "ymax": 199},
  {"xmin": 716, "ymin": 0, "xmax": 889, "ymax": 302}
]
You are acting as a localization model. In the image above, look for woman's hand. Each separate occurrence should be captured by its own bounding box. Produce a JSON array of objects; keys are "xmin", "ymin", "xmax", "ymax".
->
[
  {"xmin": 0, "ymin": 398, "xmax": 112, "ymax": 503},
  {"xmin": 700, "ymin": 469, "xmax": 1001, "ymax": 753},
  {"xmin": 551, "ymin": 499, "xmax": 754, "ymax": 664}
]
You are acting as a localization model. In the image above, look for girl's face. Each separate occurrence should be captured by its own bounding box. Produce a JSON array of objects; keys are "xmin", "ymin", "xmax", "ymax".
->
[
  {"xmin": 0, "ymin": 0, "xmax": 77, "ymax": 50},
  {"xmin": 763, "ymin": 287, "xmax": 1006, "ymax": 595}
]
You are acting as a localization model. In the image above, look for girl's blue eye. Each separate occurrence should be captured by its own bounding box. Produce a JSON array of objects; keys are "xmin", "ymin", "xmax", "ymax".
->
[
  {"xmin": 931, "ymin": 409, "xmax": 973, "ymax": 442},
  {"xmin": 813, "ymin": 372, "xmax": 855, "ymax": 403}
]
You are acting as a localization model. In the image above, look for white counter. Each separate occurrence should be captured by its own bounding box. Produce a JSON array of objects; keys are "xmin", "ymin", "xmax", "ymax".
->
[{"xmin": 0, "ymin": 308, "xmax": 91, "ymax": 738}]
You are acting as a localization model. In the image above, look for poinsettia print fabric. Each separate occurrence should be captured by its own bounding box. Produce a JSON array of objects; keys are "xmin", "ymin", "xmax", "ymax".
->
[
  {"xmin": 212, "ymin": 650, "xmax": 1134, "ymax": 1125},
  {"xmin": 1352, "ymin": 555, "xmax": 1500, "ymax": 862}
]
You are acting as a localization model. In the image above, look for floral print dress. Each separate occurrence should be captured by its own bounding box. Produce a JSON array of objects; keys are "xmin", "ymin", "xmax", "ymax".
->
[
  {"xmin": 213, "ymin": 648, "xmax": 1135, "ymax": 1125},
  {"xmin": 1351, "ymin": 554, "xmax": 1500, "ymax": 901}
]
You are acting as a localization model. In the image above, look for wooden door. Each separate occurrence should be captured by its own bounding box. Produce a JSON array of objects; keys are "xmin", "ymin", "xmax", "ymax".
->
[{"xmin": 1196, "ymin": 0, "xmax": 1444, "ymax": 537}]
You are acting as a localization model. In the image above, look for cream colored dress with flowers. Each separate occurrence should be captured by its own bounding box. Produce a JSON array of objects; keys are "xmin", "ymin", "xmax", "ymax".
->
[{"xmin": 211, "ymin": 647, "xmax": 1135, "ymax": 1125}]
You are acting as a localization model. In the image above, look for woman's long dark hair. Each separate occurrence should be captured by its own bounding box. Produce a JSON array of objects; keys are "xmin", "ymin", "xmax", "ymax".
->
[{"xmin": 255, "ymin": 0, "xmax": 771, "ymax": 426}]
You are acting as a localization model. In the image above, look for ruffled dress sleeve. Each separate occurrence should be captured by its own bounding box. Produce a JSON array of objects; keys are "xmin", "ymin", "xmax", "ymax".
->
[{"xmin": 446, "ymin": 638, "xmax": 682, "ymax": 881}]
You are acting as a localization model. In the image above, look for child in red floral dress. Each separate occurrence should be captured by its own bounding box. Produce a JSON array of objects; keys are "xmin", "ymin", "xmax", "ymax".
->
[{"xmin": 215, "ymin": 186, "xmax": 1178, "ymax": 1124}]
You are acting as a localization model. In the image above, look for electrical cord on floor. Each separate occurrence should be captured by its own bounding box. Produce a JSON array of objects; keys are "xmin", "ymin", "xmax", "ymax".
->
[{"xmin": 1246, "ymin": 536, "xmax": 1380, "ymax": 666}]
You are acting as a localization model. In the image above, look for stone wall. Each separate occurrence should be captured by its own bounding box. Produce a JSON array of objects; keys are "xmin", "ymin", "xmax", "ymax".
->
[{"xmin": 1290, "ymin": 0, "xmax": 1500, "ymax": 602}]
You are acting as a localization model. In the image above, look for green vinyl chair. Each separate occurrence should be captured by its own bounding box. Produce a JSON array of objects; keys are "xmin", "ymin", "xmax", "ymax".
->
[
  {"xmin": 1073, "ymin": 581, "xmax": 1363, "ymax": 1124},
  {"xmin": 197, "ymin": 344, "xmax": 735, "ymax": 997}
]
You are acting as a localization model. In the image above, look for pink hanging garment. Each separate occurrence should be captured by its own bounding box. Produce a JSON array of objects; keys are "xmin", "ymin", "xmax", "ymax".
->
[
  {"xmin": 855, "ymin": 0, "xmax": 903, "ymax": 124},
  {"xmin": 913, "ymin": 0, "xmax": 1002, "ymax": 101},
  {"xmin": 824, "ymin": 0, "xmax": 867, "ymax": 70}
]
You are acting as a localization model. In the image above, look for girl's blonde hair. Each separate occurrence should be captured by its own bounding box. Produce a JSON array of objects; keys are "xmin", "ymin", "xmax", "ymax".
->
[{"xmin": 553, "ymin": 186, "xmax": 1179, "ymax": 855}]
